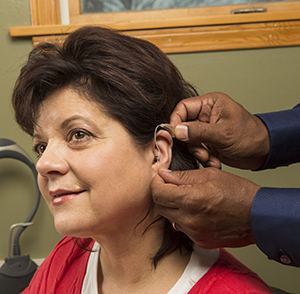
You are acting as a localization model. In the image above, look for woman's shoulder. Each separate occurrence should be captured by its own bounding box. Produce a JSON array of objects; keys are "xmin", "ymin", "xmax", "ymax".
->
[
  {"xmin": 39, "ymin": 236, "xmax": 95, "ymax": 276},
  {"xmin": 21, "ymin": 237, "xmax": 94, "ymax": 294},
  {"xmin": 188, "ymin": 248, "xmax": 274, "ymax": 294}
]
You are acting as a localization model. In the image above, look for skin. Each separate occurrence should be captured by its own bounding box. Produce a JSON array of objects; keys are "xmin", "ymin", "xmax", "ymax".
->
[
  {"xmin": 151, "ymin": 168, "xmax": 259, "ymax": 249},
  {"xmin": 33, "ymin": 87, "xmax": 191, "ymax": 293},
  {"xmin": 151, "ymin": 92, "xmax": 269, "ymax": 249},
  {"xmin": 170, "ymin": 92, "xmax": 270, "ymax": 170}
]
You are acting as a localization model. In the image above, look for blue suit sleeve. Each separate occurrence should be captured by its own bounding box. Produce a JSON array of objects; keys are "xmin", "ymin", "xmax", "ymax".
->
[
  {"xmin": 251, "ymin": 104, "xmax": 300, "ymax": 266},
  {"xmin": 256, "ymin": 104, "xmax": 300, "ymax": 169},
  {"xmin": 251, "ymin": 187, "xmax": 300, "ymax": 267}
]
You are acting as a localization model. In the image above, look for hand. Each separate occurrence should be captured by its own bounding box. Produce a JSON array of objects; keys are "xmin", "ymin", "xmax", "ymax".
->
[
  {"xmin": 151, "ymin": 167, "xmax": 260, "ymax": 249},
  {"xmin": 170, "ymin": 92, "xmax": 270, "ymax": 170}
]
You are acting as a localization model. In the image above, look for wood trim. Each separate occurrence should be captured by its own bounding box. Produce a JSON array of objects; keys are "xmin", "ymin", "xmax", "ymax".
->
[
  {"xmin": 30, "ymin": 0, "xmax": 61, "ymax": 26},
  {"xmin": 69, "ymin": 1, "xmax": 300, "ymax": 30},
  {"xmin": 30, "ymin": 20, "xmax": 300, "ymax": 53},
  {"xmin": 68, "ymin": 0, "xmax": 81, "ymax": 17},
  {"xmin": 9, "ymin": 8, "xmax": 300, "ymax": 37},
  {"xmin": 9, "ymin": 1, "xmax": 300, "ymax": 53}
]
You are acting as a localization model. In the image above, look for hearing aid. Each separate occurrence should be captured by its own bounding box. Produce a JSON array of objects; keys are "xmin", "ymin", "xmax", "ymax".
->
[
  {"xmin": 157, "ymin": 123, "xmax": 175, "ymax": 138},
  {"xmin": 153, "ymin": 123, "xmax": 175, "ymax": 162}
]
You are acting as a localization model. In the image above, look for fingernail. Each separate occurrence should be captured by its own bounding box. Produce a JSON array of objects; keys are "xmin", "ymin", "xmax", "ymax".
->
[
  {"xmin": 160, "ymin": 168, "xmax": 172, "ymax": 173},
  {"xmin": 175, "ymin": 125, "xmax": 188, "ymax": 140}
]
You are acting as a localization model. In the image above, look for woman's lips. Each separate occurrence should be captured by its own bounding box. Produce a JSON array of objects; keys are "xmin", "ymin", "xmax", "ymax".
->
[{"xmin": 50, "ymin": 190, "xmax": 85, "ymax": 206}]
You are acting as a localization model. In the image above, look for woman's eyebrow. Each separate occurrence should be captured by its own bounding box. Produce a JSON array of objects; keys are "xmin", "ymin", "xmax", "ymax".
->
[
  {"xmin": 32, "ymin": 133, "xmax": 42, "ymax": 141},
  {"xmin": 60, "ymin": 115, "xmax": 96, "ymax": 129},
  {"xmin": 32, "ymin": 115, "xmax": 100, "ymax": 140}
]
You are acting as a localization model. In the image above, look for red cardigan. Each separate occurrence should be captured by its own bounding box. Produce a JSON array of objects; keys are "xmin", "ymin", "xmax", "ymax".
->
[{"xmin": 22, "ymin": 236, "xmax": 273, "ymax": 293}]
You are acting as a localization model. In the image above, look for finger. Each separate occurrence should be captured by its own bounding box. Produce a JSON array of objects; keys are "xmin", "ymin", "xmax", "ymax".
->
[
  {"xmin": 198, "ymin": 95, "xmax": 215, "ymax": 123},
  {"xmin": 170, "ymin": 96, "xmax": 205, "ymax": 126},
  {"xmin": 185, "ymin": 144, "xmax": 221, "ymax": 168},
  {"xmin": 187, "ymin": 144, "xmax": 210, "ymax": 163},
  {"xmin": 151, "ymin": 169, "xmax": 213, "ymax": 209},
  {"xmin": 155, "ymin": 204, "xmax": 181, "ymax": 221},
  {"xmin": 202, "ymin": 157, "xmax": 222, "ymax": 169},
  {"xmin": 170, "ymin": 93, "xmax": 219, "ymax": 126},
  {"xmin": 175, "ymin": 120, "xmax": 227, "ymax": 147},
  {"xmin": 150, "ymin": 174, "xmax": 188, "ymax": 208},
  {"xmin": 156, "ymin": 168, "xmax": 210, "ymax": 186}
]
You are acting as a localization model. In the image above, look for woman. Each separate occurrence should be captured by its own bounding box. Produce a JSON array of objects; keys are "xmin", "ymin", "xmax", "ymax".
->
[{"xmin": 12, "ymin": 26, "xmax": 273, "ymax": 293}]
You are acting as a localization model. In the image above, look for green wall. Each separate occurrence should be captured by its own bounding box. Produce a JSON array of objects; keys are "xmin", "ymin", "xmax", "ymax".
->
[{"xmin": 1, "ymin": 0, "xmax": 299, "ymax": 292}]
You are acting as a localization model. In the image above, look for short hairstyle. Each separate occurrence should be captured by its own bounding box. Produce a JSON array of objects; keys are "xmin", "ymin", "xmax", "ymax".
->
[{"xmin": 12, "ymin": 26, "xmax": 199, "ymax": 266}]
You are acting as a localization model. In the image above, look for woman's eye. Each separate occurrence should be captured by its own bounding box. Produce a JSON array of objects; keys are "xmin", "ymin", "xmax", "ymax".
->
[
  {"xmin": 69, "ymin": 130, "xmax": 91, "ymax": 142},
  {"xmin": 73, "ymin": 131, "xmax": 86, "ymax": 140},
  {"xmin": 33, "ymin": 144, "xmax": 46, "ymax": 157}
]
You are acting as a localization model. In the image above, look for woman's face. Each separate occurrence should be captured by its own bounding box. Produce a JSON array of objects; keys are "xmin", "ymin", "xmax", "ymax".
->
[{"xmin": 33, "ymin": 88, "xmax": 156, "ymax": 239}]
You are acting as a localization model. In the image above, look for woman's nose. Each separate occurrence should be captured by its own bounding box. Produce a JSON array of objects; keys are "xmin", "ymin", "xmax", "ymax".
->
[{"xmin": 36, "ymin": 142, "xmax": 69, "ymax": 177}]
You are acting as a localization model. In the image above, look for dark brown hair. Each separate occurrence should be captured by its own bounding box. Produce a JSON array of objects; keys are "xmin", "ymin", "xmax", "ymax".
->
[{"xmin": 12, "ymin": 26, "xmax": 199, "ymax": 266}]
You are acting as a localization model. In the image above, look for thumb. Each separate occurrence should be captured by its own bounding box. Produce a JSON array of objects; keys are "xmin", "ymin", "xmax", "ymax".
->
[
  {"xmin": 175, "ymin": 121, "xmax": 226, "ymax": 147},
  {"xmin": 156, "ymin": 168, "xmax": 210, "ymax": 185}
]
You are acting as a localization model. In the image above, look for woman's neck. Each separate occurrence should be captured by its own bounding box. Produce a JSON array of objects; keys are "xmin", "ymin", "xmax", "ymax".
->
[{"xmin": 94, "ymin": 221, "xmax": 191, "ymax": 294}]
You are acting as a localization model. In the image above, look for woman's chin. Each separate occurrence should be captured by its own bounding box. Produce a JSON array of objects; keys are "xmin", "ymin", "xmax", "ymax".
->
[{"xmin": 54, "ymin": 221, "xmax": 91, "ymax": 239}]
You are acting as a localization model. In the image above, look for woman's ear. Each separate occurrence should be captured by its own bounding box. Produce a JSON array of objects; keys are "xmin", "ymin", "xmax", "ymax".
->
[{"xmin": 152, "ymin": 129, "xmax": 173, "ymax": 170}]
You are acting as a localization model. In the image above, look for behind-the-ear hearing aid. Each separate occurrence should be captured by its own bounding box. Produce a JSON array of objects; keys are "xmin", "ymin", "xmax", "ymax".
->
[
  {"xmin": 0, "ymin": 138, "xmax": 40, "ymax": 294},
  {"xmin": 153, "ymin": 123, "xmax": 175, "ymax": 162}
]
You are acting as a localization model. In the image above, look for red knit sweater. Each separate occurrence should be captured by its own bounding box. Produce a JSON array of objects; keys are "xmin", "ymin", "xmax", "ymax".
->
[{"xmin": 22, "ymin": 236, "xmax": 273, "ymax": 293}]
